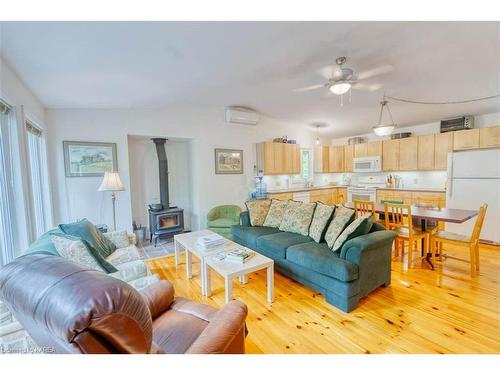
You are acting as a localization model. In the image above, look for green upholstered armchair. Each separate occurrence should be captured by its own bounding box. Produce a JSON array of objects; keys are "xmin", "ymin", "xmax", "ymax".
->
[{"xmin": 207, "ymin": 205, "xmax": 242, "ymax": 239}]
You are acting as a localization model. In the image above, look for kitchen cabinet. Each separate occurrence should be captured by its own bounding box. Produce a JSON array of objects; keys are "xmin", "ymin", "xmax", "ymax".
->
[
  {"xmin": 328, "ymin": 146, "xmax": 345, "ymax": 172},
  {"xmin": 398, "ymin": 137, "xmax": 418, "ymax": 171},
  {"xmin": 479, "ymin": 125, "xmax": 500, "ymax": 149},
  {"xmin": 354, "ymin": 143, "xmax": 367, "ymax": 158},
  {"xmin": 336, "ymin": 188, "xmax": 347, "ymax": 204},
  {"xmin": 344, "ymin": 145, "xmax": 354, "ymax": 172},
  {"xmin": 310, "ymin": 188, "xmax": 336, "ymax": 205},
  {"xmin": 382, "ymin": 139, "xmax": 399, "ymax": 171},
  {"xmin": 434, "ymin": 132, "xmax": 453, "ymax": 170},
  {"xmin": 313, "ymin": 146, "xmax": 330, "ymax": 173},
  {"xmin": 453, "ymin": 129, "xmax": 480, "ymax": 150},
  {"xmin": 417, "ymin": 134, "xmax": 435, "ymax": 171},
  {"xmin": 354, "ymin": 141, "xmax": 382, "ymax": 158},
  {"xmin": 367, "ymin": 141, "xmax": 383, "ymax": 157},
  {"xmin": 257, "ymin": 142, "xmax": 301, "ymax": 175}
]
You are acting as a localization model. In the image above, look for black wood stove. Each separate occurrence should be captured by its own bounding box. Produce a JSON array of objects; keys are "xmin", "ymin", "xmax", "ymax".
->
[{"xmin": 148, "ymin": 138, "xmax": 184, "ymax": 246}]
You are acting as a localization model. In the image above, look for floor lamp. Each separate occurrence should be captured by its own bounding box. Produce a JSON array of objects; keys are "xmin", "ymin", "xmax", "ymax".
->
[{"xmin": 98, "ymin": 171, "xmax": 125, "ymax": 231}]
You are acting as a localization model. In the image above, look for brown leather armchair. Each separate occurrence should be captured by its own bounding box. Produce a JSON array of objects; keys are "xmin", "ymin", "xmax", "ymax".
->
[{"xmin": 0, "ymin": 254, "xmax": 248, "ymax": 354}]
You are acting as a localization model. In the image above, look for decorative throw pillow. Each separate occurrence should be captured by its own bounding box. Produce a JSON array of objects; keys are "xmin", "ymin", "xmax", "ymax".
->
[
  {"xmin": 279, "ymin": 201, "xmax": 317, "ymax": 236},
  {"xmin": 50, "ymin": 234, "xmax": 105, "ymax": 272},
  {"xmin": 324, "ymin": 205, "xmax": 355, "ymax": 248},
  {"xmin": 103, "ymin": 230, "xmax": 130, "ymax": 249},
  {"xmin": 245, "ymin": 199, "xmax": 272, "ymax": 226},
  {"xmin": 332, "ymin": 213, "xmax": 373, "ymax": 252},
  {"xmin": 263, "ymin": 199, "xmax": 289, "ymax": 228},
  {"xmin": 309, "ymin": 202, "xmax": 336, "ymax": 243},
  {"xmin": 59, "ymin": 219, "xmax": 117, "ymax": 259}
]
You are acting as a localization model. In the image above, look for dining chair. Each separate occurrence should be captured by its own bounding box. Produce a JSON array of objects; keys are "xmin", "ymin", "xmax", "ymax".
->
[
  {"xmin": 430, "ymin": 203, "xmax": 488, "ymax": 277},
  {"xmin": 353, "ymin": 199, "xmax": 375, "ymax": 218},
  {"xmin": 384, "ymin": 203, "xmax": 428, "ymax": 269},
  {"xmin": 413, "ymin": 197, "xmax": 444, "ymax": 233}
]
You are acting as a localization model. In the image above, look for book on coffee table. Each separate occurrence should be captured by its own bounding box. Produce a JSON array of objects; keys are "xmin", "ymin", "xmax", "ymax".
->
[{"xmin": 224, "ymin": 248, "xmax": 255, "ymax": 264}]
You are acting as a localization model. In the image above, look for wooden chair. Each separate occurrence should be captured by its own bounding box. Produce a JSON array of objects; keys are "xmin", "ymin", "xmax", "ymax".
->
[
  {"xmin": 353, "ymin": 199, "xmax": 375, "ymax": 218},
  {"xmin": 384, "ymin": 203, "xmax": 428, "ymax": 269},
  {"xmin": 430, "ymin": 204, "xmax": 488, "ymax": 277}
]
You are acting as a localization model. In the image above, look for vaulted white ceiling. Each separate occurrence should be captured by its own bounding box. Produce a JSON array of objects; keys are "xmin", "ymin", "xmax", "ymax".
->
[{"xmin": 1, "ymin": 21, "xmax": 499, "ymax": 137}]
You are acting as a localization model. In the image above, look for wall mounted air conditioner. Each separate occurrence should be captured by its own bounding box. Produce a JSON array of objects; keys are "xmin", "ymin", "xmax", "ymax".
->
[{"xmin": 225, "ymin": 107, "xmax": 259, "ymax": 125}]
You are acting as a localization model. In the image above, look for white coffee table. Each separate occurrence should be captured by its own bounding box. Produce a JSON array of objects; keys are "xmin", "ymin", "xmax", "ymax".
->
[
  {"xmin": 173, "ymin": 230, "xmax": 238, "ymax": 295},
  {"xmin": 205, "ymin": 248, "xmax": 274, "ymax": 305}
]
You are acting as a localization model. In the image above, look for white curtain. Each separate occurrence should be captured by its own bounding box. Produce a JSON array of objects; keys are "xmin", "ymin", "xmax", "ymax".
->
[{"xmin": 0, "ymin": 105, "xmax": 16, "ymax": 266}]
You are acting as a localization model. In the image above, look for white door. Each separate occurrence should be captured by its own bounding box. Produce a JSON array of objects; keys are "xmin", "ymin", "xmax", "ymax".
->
[{"xmin": 447, "ymin": 178, "xmax": 500, "ymax": 244}]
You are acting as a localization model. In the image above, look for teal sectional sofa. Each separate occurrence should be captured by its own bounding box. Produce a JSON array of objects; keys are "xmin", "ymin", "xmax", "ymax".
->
[{"xmin": 231, "ymin": 211, "xmax": 396, "ymax": 312}]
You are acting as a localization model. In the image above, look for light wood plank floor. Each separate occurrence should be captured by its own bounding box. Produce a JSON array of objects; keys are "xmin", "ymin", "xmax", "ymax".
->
[{"xmin": 147, "ymin": 243, "xmax": 500, "ymax": 354}]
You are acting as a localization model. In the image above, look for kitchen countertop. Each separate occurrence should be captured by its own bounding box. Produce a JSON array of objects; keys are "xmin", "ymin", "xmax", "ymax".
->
[
  {"xmin": 267, "ymin": 185, "xmax": 349, "ymax": 194},
  {"xmin": 267, "ymin": 186, "xmax": 446, "ymax": 194}
]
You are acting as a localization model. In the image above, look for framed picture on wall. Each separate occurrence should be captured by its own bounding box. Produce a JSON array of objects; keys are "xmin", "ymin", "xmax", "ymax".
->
[
  {"xmin": 214, "ymin": 148, "xmax": 243, "ymax": 174},
  {"xmin": 63, "ymin": 141, "xmax": 118, "ymax": 177}
]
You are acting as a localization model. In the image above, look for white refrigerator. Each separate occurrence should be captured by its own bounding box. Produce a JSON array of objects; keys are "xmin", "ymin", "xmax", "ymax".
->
[{"xmin": 446, "ymin": 148, "xmax": 500, "ymax": 244}]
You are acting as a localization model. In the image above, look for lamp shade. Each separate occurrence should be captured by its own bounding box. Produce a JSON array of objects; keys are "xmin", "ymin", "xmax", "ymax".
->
[
  {"xmin": 98, "ymin": 172, "xmax": 125, "ymax": 192},
  {"xmin": 329, "ymin": 82, "xmax": 351, "ymax": 95},
  {"xmin": 372, "ymin": 124, "xmax": 396, "ymax": 136}
]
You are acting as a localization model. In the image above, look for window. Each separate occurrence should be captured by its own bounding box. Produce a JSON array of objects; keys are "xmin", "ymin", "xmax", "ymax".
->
[
  {"xmin": 26, "ymin": 120, "xmax": 50, "ymax": 238},
  {"xmin": 0, "ymin": 100, "xmax": 16, "ymax": 266},
  {"xmin": 301, "ymin": 148, "xmax": 312, "ymax": 180}
]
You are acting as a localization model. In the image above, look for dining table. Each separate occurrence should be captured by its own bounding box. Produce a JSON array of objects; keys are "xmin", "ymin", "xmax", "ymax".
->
[{"xmin": 345, "ymin": 202, "xmax": 479, "ymax": 269}]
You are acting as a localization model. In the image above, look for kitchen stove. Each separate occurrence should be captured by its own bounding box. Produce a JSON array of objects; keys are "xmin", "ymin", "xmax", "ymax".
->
[{"xmin": 347, "ymin": 176, "xmax": 387, "ymax": 203}]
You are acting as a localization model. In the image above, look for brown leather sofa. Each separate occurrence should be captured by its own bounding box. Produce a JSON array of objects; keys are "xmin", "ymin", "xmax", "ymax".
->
[{"xmin": 0, "ymin": 254, "xmax": 248, "ymax": 354}]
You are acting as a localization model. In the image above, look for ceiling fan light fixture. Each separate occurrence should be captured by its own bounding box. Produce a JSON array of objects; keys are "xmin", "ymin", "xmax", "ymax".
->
[{"xmin": 329, "ymin": 82, "xmax": 351, "ymax": 95}]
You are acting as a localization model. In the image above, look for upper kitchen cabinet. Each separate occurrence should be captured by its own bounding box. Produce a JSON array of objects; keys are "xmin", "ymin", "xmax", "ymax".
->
[
  {"xmin": 417, "ymin": 134, "xmax": 435, "ymax": 170},
  {"xmin": 344, "ymin": 145, "xmax": 354, "ymax": 172},
  {"xmin": 328, "ymin": 146, "xmax": 345, "ymax": 173},
  {"xmin": 453, "ymin": 128, "xmax": 480, "ymax": 150},
  {"xmin": 434, "ymin": 132, "xmax": 453, "ymax": 170},
  {"xmin": 399, "ymin": 137, "xmax": 418, "ymax": 170},
  {"xmin": 256, "ymin": 142, "xmax": 301, "ymax": 175},
  {"xmin": 479, "ymin": 125, "xmax": 500, "ymax": 149},
  {"xmin": 313, "ymin": 146, "xmax": 330, "ymax": 173},
  {"xmin": 382, "ymin": 139, "xmax": 399, "ymax": 171},
  {"xmin": 354, "ymin": 141, "xmax": 382, "ymax": 158}
]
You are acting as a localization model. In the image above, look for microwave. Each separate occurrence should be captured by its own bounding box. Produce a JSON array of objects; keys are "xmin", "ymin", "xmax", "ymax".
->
[{"xmin": 353, "ymin": 156, "xmax": 382, "ymax": 173}]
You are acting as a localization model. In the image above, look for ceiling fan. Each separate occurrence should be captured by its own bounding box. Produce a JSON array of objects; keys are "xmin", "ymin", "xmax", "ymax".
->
[{"xmin": 294, "ymin": 56, "xmax": 393, "ymax": 103}]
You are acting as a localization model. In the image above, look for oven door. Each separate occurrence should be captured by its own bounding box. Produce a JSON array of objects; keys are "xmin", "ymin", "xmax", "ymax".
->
[{"xmin": 348, "ymin": 189, "xmax": 376, "ymax": 203}]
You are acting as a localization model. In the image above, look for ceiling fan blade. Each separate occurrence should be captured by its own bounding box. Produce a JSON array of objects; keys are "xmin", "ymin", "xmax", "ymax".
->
[
  {"xmin": 316, "ymin": 65, "xmax": 333, "ymax": 79},
  {"xmin": 357, "ymin": 64, "xmax": 394, "ymax": 80},
  {"xmin": 293, "ymin": 84, "xmax": 325, "ymax": 93},
  {"xmin": 352, "ymin": 82, "xmax": 383, "ymax": 92}
]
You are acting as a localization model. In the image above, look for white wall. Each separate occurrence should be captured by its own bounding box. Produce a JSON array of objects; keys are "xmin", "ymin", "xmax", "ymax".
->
[
  {"xmin": 47, "ymin": 108, "xmax": 317, "ymax": 231},
  {"xmin": 0, "ymin": 57, "xmax": 46, "ymax": 127},
  {"xmin": 128, "ymin": 136, "xmax": 193, "ymax": 231}
]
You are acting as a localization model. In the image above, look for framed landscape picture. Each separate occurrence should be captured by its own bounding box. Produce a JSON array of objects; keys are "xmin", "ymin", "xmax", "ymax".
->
[
  {"xmin": 214, "ymin": 148, "xmax": 243, "ymax": 174},
  {"xmin": 63, "ymin": 141, "xmax": 118, "ymax": 177}
]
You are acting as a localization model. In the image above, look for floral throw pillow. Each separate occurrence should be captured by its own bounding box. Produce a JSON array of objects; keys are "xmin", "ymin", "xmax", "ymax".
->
[
  {"xmin": 324, "ymin": 205, "xmax": 355, "ymax": 248},
  {"xmin": 263, "ymin": 199, "xmax": 289, "ymax": 228},
  {"xmin": 332, "ymin": 213, "xmax": 373, "ymax": 252},
  {"xmin": 245, "ymin": 199, "xmax": 272, "ymax": 226},
  {"xmin": 279, "ymin": 201, "xmax": 317, "ymax": 236},
  {"xmin": 50, "ymin": 234, "xmax": 105, "ymax": 272},
  {"xmin": 309, "ymin": 202, "xmax": 336, "ymax": 243},
  {"xmin": 103, "ymin": 230, "xmax": 130, "ymax": 249}
]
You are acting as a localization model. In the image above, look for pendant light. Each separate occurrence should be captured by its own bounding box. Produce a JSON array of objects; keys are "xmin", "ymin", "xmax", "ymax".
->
[
  {"xmin": 315, "ymin": 124, "xmax": 321, "ymax": 145},
  {"xmin": 372, "ymin": 99, "xmax": 396, "ymax": 136}
]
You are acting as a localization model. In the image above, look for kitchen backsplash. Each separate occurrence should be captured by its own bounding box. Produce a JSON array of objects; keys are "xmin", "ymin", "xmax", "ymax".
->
[{"xmin": 265, "ymin": 171, "xmax": 447, "ymax": 191}]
